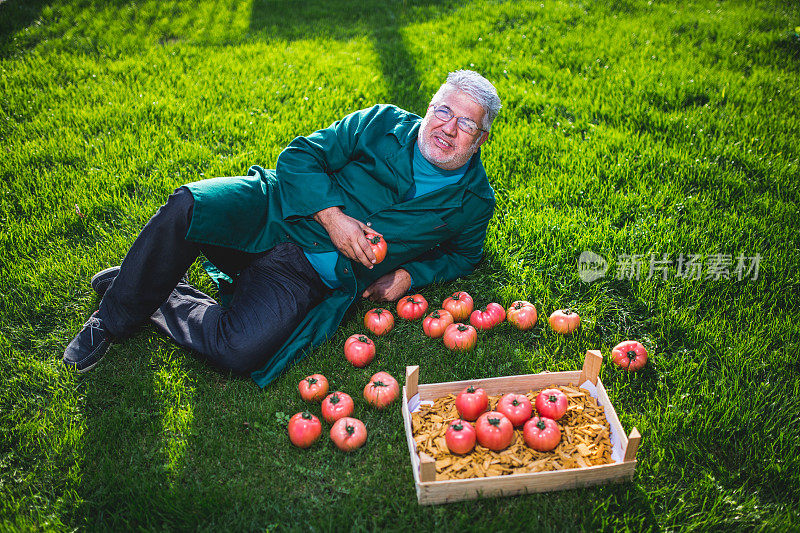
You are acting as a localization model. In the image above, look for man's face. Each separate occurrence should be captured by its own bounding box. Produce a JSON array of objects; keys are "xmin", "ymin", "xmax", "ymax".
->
[{"xmin": 417, "ymin": 88, "xmax": 488, "ymax": 171}]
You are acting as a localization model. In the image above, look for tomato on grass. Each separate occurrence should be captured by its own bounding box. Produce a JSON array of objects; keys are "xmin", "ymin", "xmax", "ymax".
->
[
  {"xmin": 344, "ymin": 334, "xmax": 375, "ymax": 368},
  {"xmin": 485, "ymin": 302, "xmax": 506, "ymax": 325},
  {"xmin": 442, "ymin": 291, "xmax": 474, "ymax": 322},
  {"xmin": 422, "ymin": 309, "xmax": 454, "ymax": 338},
  {"xmin": 469, "ymin": 306, "xmax": 499, "ymax": 331},
  {"xmin": 364, "ymin": 308, "xmax": 394, "ymax": 336},
  {"xmin": 397, "ymin": 294, "xmax": 429, "ymax": 320},
  {"xmin": 298, "ymin": 374, "xmax": 329, "ymax": 402},
  {"xmin": 548, "ymin": 309, "xmax": 581, "ymax": 334},
  {"xmin": 321, "ymin": 391, "xmax": 354, "ymax": 424},
  {"xmin": 507, "ymin": 300, "xmax": 538, "ymax": 330},
  {"xmin": 288, "ymin": 411, "xmax": 322, "ymax": 448},
  {"xmin": 330, "ymin": 417, "xmax": 367, "ymax": 452},
  {"xmin": 443, "ymin": 323, "xmax": 477, "ymax": 352},
  {"xmin": 611, "ymin": 340, "xmax": 648, "ymax": 371},
  {"xmin": 363, "ymin": 371, "xmax": 399, "ymax": 409}
]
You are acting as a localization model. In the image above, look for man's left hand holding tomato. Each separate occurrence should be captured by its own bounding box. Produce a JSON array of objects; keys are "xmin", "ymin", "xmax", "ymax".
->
[{"xmin": 313, "ymin": 206, "xmax": 412, "ymax": 302}]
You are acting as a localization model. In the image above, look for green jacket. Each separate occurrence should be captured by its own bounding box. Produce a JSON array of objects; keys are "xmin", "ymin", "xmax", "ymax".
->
[{"xmin": 184, "ymin": 104, "xmax": 495, "ymax": 387}]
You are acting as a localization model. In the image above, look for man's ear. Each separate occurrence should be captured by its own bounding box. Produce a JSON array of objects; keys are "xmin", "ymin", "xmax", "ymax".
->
[{"xmin": 473, "ymin": 131, "xmax": 489, "ymax": 152}]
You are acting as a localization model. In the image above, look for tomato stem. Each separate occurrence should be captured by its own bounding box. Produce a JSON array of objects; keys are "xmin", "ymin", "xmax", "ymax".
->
[
  {"xmin": 346, "ymin": 424, "xmax": 354, "ymax": 435},
  {"xmin": 548, "ymin": 394, "xmax": 558, "ymax": 403},
  {"xmin": 453, "ymin": 423, "xmax": 463, "ymax": 431},
  {"xmin": 488, "ymin": 417, "xmax": 500, "ymax": 426},
  {"xmin": 306, "ymin": 377, "xmax": 317, "ymax": 385},
  {"xmin": 373, "ymin": 380, "xmax": 387, "ymax": 388},
  {"xmin": 536, "ymin": 420, "xmax": 546, "ymax": 430},
  {"xmin": 330, "ymin": 394, "xmax": 340, "ymax": 405},
  {"xmin": 358, "ymin": 335, "xmax": 370, "ymax": 343},
  {"xmin": 302, "ymin": 411, "xmax": 313, "ymax": 420},
  {"xmin": 466, "ymin": 386, "xmax": 475, "ymax": 394}
]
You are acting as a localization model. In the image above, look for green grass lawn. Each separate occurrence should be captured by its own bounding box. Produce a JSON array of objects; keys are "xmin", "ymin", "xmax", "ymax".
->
[{"xmin": 2, "ymin": 0, "xmax": 799, "ymax": 530}]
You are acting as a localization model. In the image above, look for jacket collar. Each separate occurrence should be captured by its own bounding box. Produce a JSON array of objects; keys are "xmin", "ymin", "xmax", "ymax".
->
[{"xmin": 387, "ymin": 116, "xmax": 495, "ymax": 204}]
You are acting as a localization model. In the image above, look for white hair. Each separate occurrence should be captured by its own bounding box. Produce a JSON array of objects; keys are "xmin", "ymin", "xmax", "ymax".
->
[{"xmin": 431, "ymin": 70, "xmax": 502, "ymax": 131}]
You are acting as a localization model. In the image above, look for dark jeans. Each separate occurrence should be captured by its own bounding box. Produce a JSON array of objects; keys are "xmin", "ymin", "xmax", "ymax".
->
[{"xmin": 98, "ymin": 187, "xmax": 328, "ymax": 375}]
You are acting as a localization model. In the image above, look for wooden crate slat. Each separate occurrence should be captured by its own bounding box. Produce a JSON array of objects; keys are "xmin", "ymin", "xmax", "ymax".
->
[{"xmin": 416, "ymin": 371, "xmax": 583, "ymax": 401}]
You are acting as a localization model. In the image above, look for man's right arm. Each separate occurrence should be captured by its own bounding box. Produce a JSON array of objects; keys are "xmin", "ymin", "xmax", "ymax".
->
[
  {"xmin": 276, "ymin": 105, "xmax": 387, "ymax": 268},
  {"xmin": 275, "ymin": 105, "xmax": 382, "ymax": 220}
]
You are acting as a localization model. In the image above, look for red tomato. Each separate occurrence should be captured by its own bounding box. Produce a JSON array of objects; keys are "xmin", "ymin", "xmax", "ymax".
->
[
  {"xmin": 442, "ymin": 291, "xmax": 474, "ymax": 322},
  {"xmin": 475, "ymin": 411, "xmax": 514, "ymax": 451},
  {"xmin": 287, "ymin": 411, "xmax": 322, "ymax": 449},
  {"xmin": 445, "ymin": 419, "xmax": 477, "ymax": 455},
  {"xmin": 442, "ymin": 323, "xmax": 478, "ymax": 351},
  {"xmin": 548, "ymin": 308, "xmax": 581, "ymax": 334},
  {"xmin": 321, "ymin": 391, "xmax": 354, "ymax": 424},
  {"xmin": 364, "ymin": 308, "xmax": 394, "ymax": 336},
  {"xmin": 397, "ymin": 294, "xmax": 429, "ymax": 320},
  {"xmin": 363, "ymin": 371, "xmax": 399, "ymax": 409},
  {"xmin": 298, "ymin": 374, "xmax": 329, "ymax": 402},
  {"xmin": 535, "ymin": 388, "xmax": 569, "ymax": 421},
  {"xmin": 343, "ymin": 334, "xmax": 375, "ymax": 368},
  {"xmin": 523, "ymin": 416, "xmax": 561, "ymax": 452},
  {"xmin": 422, "ymin": 309, "xmax": 454, "ymax": 338},
  {"xmin": 469, "ymin": 307, "xmax": 497, "ymax": 331},
  {"xmin": 485, "ymin": 302, "xmax": 506, "ymax": 325},
  {"xmin": 507, "ymin": 300, "xmax": 538, "ymax": 330},
  {"xmin": 365, "ymin": 233, "xmax": 387, "ymax": 264},
  {"xmin": 496, "ymin": 393, "xmax": 533, "ymax": 427},
  {"xmin": 330, "ymin": 417, "xmax": 367, "ymax": 452},
  {"xmin": 611, "ymin": 340, "xmax": 648, "ymax": 371},
  {"xmin": 454, "ymin": 386, "xmax": 489, "ymax": 421}
]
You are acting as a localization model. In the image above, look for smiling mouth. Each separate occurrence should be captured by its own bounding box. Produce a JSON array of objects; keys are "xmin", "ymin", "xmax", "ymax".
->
[{"xmin": 433, "ymin": 134, "xmax": 453, "ymax": 150}]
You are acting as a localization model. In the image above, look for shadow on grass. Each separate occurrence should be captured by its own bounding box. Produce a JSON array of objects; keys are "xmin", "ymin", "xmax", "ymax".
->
[
  {"xmin": 249, "ymin": 0, "xmax": 462, "ymax": 111},
  {"xmin": 0, "ymin": 0, "xmax": 53, "ymax": 57}
]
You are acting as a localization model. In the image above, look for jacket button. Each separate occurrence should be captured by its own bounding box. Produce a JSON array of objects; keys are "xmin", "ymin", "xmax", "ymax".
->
[
  {"xmin": 343, "ymin": 268, "xmax": 349, "ymax": 274},
  {"xmin": 366, "ymin": 221, "xmax": 371, "ymax": 227},
  {"xmin": 313, "ymin": 242, "xmax": 318, "ymax": 246}
]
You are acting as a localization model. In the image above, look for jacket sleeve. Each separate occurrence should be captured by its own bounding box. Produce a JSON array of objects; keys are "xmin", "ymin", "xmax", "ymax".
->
[
  {"xmin": 401, "ymin": 200, "xmax": 494, "ymax": 288},
  {"xmin": 275, "ymin": 105, "xmax": 382, "ymax": 220}
]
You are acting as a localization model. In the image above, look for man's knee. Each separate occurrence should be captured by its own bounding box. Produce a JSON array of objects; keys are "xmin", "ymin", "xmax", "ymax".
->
[
  {"xmin": 159, "ymin": 186, "xmax": 194, "ymax": 223},
  {"xmin": 208, "ymin": 320, "xmax": 274, "ymax": 375},
  {"xmin": 211, "ymin": 342, "xmax": 268, "ymax": 375}
]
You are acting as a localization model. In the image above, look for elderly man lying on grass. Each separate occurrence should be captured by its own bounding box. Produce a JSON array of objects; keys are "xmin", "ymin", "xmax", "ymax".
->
[{"xmin": 64, "ymin": 69, "xmax": 501, "ymax": 387}]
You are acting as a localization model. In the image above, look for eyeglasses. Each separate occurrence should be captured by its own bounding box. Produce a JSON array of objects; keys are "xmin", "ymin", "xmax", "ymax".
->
[{"xmin": 429, "ymin": 104, "xmax": 486, "ymax": 136}]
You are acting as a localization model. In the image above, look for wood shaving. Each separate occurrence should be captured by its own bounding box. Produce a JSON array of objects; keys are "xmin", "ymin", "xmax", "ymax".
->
[{"xmin": 410, "ymin": 384, "xmax": 615, "ymax": 481}]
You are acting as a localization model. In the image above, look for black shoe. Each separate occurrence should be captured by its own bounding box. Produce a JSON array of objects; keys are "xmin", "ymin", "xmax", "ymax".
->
[
  {"xmin": 91, "ymin": 266, "xmax": 120, "ymax": 296},
  {"xmin": 63, "ymin": 311, "xmax": 113, "ymax": 373}
]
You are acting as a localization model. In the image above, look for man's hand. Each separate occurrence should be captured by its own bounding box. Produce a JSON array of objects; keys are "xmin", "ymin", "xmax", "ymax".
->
[
  {"xmin": 314, "ymin": 206, "xmax": 381, "ymax": 268},
  {"xmin": 362, "ymin": 269, "xmax": 412, "ymax": 302}
]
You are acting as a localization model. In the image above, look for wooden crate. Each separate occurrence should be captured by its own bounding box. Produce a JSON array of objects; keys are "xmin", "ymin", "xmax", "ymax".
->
[{"xmin": 401, "ymin": 350, "xmax": 641, "ymax": 505}]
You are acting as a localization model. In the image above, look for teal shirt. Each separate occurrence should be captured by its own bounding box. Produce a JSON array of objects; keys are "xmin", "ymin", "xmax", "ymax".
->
[{"xmin": 304, "ymin": 142, "xmax": 468, "ymax": 289}]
